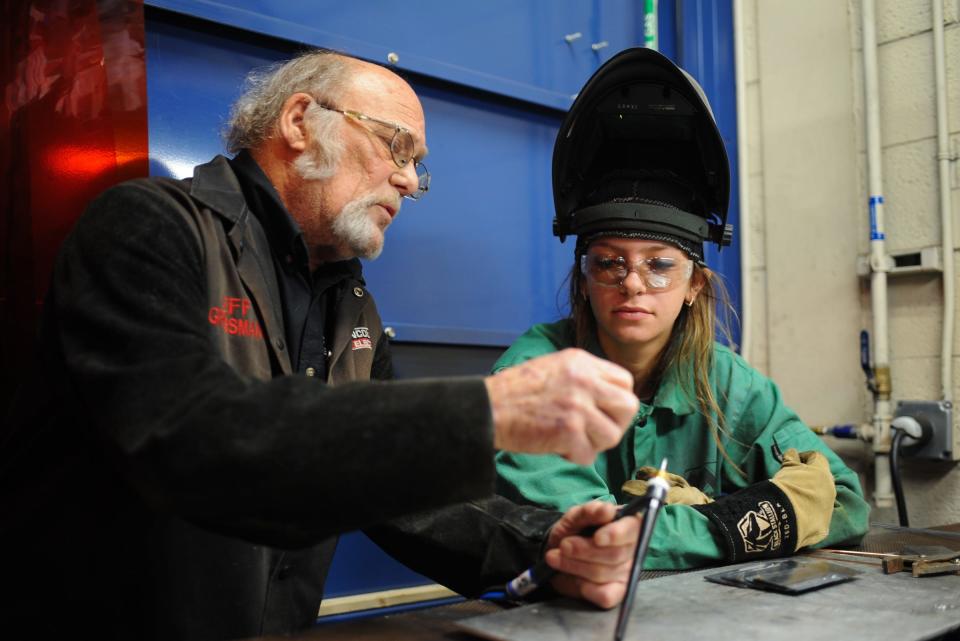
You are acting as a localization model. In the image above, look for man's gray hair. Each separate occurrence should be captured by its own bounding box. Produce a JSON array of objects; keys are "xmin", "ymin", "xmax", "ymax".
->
[{"xmin": 225, "ymin": 49, "xmax": 353, "ymax": 173}]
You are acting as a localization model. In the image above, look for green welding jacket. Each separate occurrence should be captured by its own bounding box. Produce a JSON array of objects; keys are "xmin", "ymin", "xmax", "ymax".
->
[{"xmin": 494, "ymin": 320, "xmax": 870, "ymax": 570}]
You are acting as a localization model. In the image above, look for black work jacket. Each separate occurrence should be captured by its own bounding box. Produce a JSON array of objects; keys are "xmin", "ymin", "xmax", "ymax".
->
[{"xmin": 1, "ymin": 156, "xmax": 559, "ymax": 640}]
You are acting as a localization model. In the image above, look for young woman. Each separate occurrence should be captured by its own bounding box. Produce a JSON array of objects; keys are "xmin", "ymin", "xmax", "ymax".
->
[
  {"xmin": 494, "ymin": 47, "xmax": 869, "ymax": 570},
  {"xmin": 494, "ymin": 213, "xmax": 870, "ymax": 569}
]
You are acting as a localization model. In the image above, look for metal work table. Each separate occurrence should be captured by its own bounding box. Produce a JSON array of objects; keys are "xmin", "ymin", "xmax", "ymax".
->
[{"xmin": 267, "ymin": 524, "xmax": 960, "ymax": 641}]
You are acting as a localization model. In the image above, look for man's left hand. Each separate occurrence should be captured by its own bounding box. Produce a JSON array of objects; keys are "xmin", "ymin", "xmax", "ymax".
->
[{"xmin": 544, "ymin": 501, "xmax": 640, "ymax": 609}]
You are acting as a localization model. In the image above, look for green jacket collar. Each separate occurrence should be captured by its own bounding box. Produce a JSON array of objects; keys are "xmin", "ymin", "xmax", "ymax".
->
[{"xmin": 583, "ymin": 326, "xmax": 698, "ymax": 417}]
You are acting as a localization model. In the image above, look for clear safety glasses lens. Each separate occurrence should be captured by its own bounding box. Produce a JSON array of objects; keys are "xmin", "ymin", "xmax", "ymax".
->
[{"xmin": 580, "ymin": 254, "xmax": 693, "ymax": 291}]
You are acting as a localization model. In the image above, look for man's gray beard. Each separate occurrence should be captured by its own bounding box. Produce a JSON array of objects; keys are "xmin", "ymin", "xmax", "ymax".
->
[
  {"xmin": 293, "ymin": 151, "xmax": 395, "ymax": 261},
  {"xmin": 331, "ymin": 194, "xmax": 395, "ymax": 260}
]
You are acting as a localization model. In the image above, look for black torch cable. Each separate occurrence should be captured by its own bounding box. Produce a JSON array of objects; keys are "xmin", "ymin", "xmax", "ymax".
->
[{"xmin": 889, "ymin": 428, "xmax": 909, "ymax": 527}]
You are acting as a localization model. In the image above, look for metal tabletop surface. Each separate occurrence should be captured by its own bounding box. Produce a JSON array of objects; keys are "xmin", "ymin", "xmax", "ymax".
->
[
  {"xmin": 459, "ymin": 552, "xmax": 960, "ymax": 641},
  {"xmin": 261, "ymin": 524, "xmax": 960, "ymax": 641}
]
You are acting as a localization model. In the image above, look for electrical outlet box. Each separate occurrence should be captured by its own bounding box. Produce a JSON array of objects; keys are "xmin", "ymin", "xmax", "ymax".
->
[{"xmin": 894, "ymin": 400, "xmax": 955, "ymax": 461}]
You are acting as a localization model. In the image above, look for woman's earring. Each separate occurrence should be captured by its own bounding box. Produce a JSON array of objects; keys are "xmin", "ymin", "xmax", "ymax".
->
[{"xmin": 685, "ymin": 298, "xmax": 694, "ymax": 307}]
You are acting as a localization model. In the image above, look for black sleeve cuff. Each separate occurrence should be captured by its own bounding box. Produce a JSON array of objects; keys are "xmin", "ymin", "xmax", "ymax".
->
[
  {"xmin": 693, "ymin": 480, "xmax": 797, "ymax": 563},
  {"xmin": 367, "ymin": 496, "xmax": 562, "ymax": 597}
]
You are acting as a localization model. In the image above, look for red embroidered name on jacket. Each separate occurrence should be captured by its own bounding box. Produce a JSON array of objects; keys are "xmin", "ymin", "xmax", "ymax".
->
[{"xmin": 208, "ymin": 297, "xmax": 263, "ymax": 339}]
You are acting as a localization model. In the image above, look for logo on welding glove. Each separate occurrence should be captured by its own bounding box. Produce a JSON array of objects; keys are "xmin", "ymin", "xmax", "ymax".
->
[{"xmin": 737, "ymin": 500, "xmax": 783, "ymax": 553}]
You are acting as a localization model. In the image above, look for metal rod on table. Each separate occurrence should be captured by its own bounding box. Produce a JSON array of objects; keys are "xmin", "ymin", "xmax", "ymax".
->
[{"xmin": 816, "ymin": 549, "xmax": 898, "ymax": 558}]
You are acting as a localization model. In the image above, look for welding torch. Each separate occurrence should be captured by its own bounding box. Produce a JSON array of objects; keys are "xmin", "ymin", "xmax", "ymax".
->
[
  {"xmin": 504, "ymin": 458, "xmax": 671, "ymax": 610},
  {"xmin": 614, "ymin": 458, "xmax": 669, "ymax": 641}
]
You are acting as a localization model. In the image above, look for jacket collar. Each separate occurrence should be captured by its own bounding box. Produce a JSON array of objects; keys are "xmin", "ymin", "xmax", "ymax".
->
[
  {"xmin": 583, "ymin": 328, "xmax": 698, "ymax": 416},
  {"xmin": 651, "ymin": 361, "xmax": 698, "ymax": 416},
  {"xmin": 228, "ymin": 150, "xmax": 311, "ymax": 268},
  {"xmin": 189, "ymin": 155, "xmax": 249, "ymax": 224}
]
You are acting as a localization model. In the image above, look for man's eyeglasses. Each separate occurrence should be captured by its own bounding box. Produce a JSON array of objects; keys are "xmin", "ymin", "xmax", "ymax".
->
[
  {"xmin": 315, "ymin": 102, "xmax": 430, "ymax": 200},
  {"xmin": 580, "ymin": 253, "xmax": 693, "ymax": 291}
]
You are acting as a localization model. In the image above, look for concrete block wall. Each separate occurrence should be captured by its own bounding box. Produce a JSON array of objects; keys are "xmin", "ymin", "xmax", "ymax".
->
[{"xmin": 742, "ymin": 0, "xmax": 960, "ymax": 526}]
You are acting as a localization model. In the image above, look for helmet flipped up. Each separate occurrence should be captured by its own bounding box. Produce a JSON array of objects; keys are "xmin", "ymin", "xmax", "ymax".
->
[{"xmin": 552, "ymin": 48, "xmax": 732, "ymax": 262}]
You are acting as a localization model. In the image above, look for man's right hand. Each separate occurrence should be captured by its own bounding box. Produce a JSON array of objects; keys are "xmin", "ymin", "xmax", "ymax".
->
[{"xmin": 484, "ymin": 349, "xmax": 638, "ymax": 465}]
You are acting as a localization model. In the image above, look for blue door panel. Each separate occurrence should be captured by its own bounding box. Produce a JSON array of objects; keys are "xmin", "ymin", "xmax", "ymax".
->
[
  {"xmin": 360, "ymin": 85, "xmax": 566, "ymax": 345},
  {"xmin": 146, "ymin": 0, "xmax": 643, "ymax": 109},
  {"xmin": 146, "ymin": 12, "xmax": 292, "ymax": 178},
  {"xmin": 675, "ymin": 0, "xmax": 741, "ymax": 345},
  {"xmin": 324, "ymin": 532, "xmax": 429, "ymax": 598}
]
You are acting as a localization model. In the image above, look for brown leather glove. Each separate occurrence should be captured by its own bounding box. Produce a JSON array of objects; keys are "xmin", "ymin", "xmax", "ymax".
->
[
  {"xmin": 622, "ymin": 466, "xmax": 713, "ymax": 506},
  {"xmin": 769, "ymin": 448, "xmax": 836, "ymax": 549}
]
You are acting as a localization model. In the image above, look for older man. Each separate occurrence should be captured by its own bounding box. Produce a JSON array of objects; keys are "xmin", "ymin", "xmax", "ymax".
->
[{"xmin": 1, "ymin": 50, "xmax": 642, "ymax": 640}]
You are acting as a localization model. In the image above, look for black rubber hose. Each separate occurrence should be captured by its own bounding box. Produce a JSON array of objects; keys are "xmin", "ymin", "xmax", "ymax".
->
[{"xmin": 889, "ymin": 429, "xmax": 909, "ymax": 527}]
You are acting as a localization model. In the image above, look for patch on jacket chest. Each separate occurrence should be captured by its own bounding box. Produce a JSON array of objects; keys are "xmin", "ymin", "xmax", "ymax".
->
[
  {"xmin": 351, "ymin": 326, "xmax": 372, "ymax": 350},
  {"xmin": 208, "ymin": 296, "xmax": 264, "ymax": 339}
]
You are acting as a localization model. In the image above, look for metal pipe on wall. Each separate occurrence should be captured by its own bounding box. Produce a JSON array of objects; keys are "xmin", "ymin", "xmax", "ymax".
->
[
  {"xmin": 862, "ymin": 0, "xmax": 894, "ymax": 508},
  {"xmin": 644, "ymin": 0, "xmax": 658, "ymax": 51},
  {"xmin": 732, "ymin": 0, "xmax": 752, "ymax": 362},
  {"xmin": 933, "ymin": 0, "xmax": 956, "ymax": 406}
]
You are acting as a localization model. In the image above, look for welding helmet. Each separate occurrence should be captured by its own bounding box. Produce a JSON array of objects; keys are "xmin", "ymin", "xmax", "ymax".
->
[{"xmin": 552, "ymin": 47, "xmax": 732, "ymax": 264}]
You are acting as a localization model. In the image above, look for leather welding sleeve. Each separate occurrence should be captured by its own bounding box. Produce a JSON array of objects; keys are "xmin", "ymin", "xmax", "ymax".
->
[
  {"xmin": 687, "ymin": 359, "xmax": 867, "ymax": 564},
  {"xmin": 691, "ymin": 448, "xmax": 836, "ymax": 562},
  {"xmin": 365, "ymin": 497, "xmax": 562, "ymax": 597}
]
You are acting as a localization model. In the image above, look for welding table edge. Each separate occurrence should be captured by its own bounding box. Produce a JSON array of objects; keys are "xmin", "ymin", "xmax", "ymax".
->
[{"xmin": 253, "ymin": 523, "xmax": 960, "ymax": 641}]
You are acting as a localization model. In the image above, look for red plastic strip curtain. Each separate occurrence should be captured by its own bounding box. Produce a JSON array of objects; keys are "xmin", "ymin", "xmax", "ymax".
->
[{"xmin": 0, "ymin": 0, "xmax": 148, "ymax": 401}]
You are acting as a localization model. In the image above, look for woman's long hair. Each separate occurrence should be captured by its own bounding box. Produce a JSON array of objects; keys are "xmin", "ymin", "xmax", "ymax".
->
[{"xmin": 568, "ymin": 257, "xmax": 743, "ymax": 474}]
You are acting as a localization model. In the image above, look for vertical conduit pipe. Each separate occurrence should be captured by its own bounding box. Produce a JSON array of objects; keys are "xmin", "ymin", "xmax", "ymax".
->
[
  {"xmin": 933, "ymin": 0, "xmax": 956, "ymax": 405},
  {"xmin": 644, "ymin": 0, "xmax": 658, "ymax": 51},
  {"xmin": 862, "ymin": 0, "xmax": 894, "ymax": 507},
  {"xmin": 732, "ymin": 0, "xmax": 752, "ymax": 361}
]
